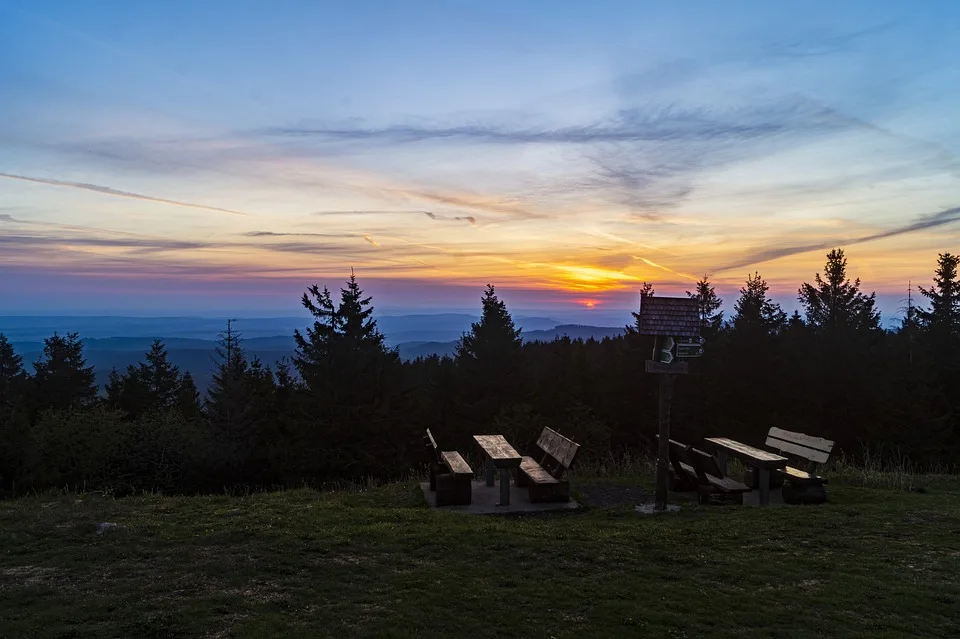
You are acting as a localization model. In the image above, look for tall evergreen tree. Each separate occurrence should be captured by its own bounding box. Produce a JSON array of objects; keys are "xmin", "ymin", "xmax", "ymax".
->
[
  {"xmin": 32, "ymin": 332, "xmax": 98, "ymax": 412},
  {"xmin": 293, "ymin": 273, "xmax": 403, "ymax": 479},
  {"xmin": 731, "ymin": 272, "xmax": 787, "ymax": 338},
  {"xmin": 798, "ymin": 249, "xmax": 881, "ymax": 335},
  {"xmin": 0, "ymin": 334, "xmax": 26, "ymax": 411},
  {"xmin": 917, "ymin": 253, "xmax": 960, "ymax": 348},
  {"xmin": 294, "ymin": 272, "xmax": 398, "ymax": 403},
  {"xmin": 456, "ymin": 284, "xmax": 523, "ymax": 366},
  {"xmin": 0, "ymin": 334, "xmax": 29, "ymax": 489},
  {"xmin": 686, "ymin": 275, "xmax": 723, "ymax": 337},
  {"xmin": 455, "ymin": 285, "xmax": 525, "ymax": 427},
  {"xmin": 106, "ymin": 340, "xmax": 195, "ymax": 419}
]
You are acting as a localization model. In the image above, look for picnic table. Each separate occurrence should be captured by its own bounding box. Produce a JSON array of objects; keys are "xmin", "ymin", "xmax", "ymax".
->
[
  {"xmin": 703, "ymin": 437, "xmax": 787, "ymax": 506},
  {"xmin": 473, "ymin": 435, "xmax": 522, "ymax": 506}
]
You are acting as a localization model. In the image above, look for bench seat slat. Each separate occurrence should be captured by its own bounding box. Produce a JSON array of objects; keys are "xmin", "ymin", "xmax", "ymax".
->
[
  {"xmin": 440, "ymin": 451, "xmax": 473, "ymax": 476},
  {"xmin": 520, "ymin": 456, "xmax": 559, "ymax": 485},
  {"xmin": 781, "ymin": 465, "xmax": 827, "ymax": 484},
  {"xmin": 704, "ymin": 474, "xmax": 751, "ymax": 493}
]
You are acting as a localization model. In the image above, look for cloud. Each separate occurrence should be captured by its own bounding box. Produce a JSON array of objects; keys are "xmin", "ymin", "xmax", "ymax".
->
[
  {"xmin": 264, "ymin": 105, "xmax": 795, "ymax": 146},
  {"xmin": 363, "ymin": 235, "xmax": 379, "ymax": 247},
  {"xmin": 0, "ymin": 213, "xmax": 16, "ymax": 223},
  {"xmin": 0, "ymin": 172, "xmax": 251, "ymax": 216},
  {"xmin": 715, "ymin": 206, "xmax": 960, "ymax": 272},
  {"xmin": 243, "ymin": 231, "xmax": 357, "ymax": 239},
  {"xmin": 0, "ymin": 233, "xmax": 211, "ymax": 252},
  {"xmin": 423, "ymin": 211, "xmax": 476, "ymax": 224}
]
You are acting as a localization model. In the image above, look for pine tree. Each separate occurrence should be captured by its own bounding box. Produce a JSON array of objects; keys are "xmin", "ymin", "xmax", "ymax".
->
[
  {"xmin": 686, "ymin": 275, "xmax": 723, "ymax": 337},
  {"xmin": 456, "ymin": 284, "xmax": 522, "ymax": 365},
  {"xmin": 106, "ymin": 340, "xmax": 192, "ymax": 419},
  {"xmin": 177, "ymin": 371, "xmax": 203, "ymax": 421},
  {"xmin": 798, "ymin": 249, "xmax": 881, "ymax": 335},
  {"xmin": 0, "ymin": 334, "xmax": 26, "ymax": 411},
  {"xmin": 0, "ymin": 334, "xmax": 29, "ymax": 489},
  {"xmin": 917, "ymin": 253, "xmax": 960, "ymax": 344},
  {"xmin": 206, "ymin": 320, "xmax": 250, "ymax": 425},
  {"xmin": 455, "ymin": 285, "xmax": 525, "ymax": 426},
  {"xmin": 731, "ymin": 272, "xmax": 787, "ymax": 338},
  {"xmin": 292, "ymin": 273, "xmax": 403, "ymax": 479},
  {"xmin": 294, "ymin": 271, "xmax": 398, "ymax": 402},
  {"xmin": 32, "ymin": 332, "xmax": 98, "ymax": 411}
]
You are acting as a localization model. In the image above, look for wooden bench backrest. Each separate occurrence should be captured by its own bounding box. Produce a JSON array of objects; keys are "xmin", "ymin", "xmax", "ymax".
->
[
  {"xmin": 656, "ymin": 435, "xmax": 693, "ymax": 478},
  {"xmin": 765, "ymin": 427, "xmax": 833, "ymax": 465},
  {"xmin": 535, "ymin": 427, "xmax": 580, "ymax": 478},
  {"xmin": 425, "ymin": 428, "xmax": 442, "ymax": 462},
  {"xmin": 688, "ymin": 447, "xmax": 724, "ymax": 480}
]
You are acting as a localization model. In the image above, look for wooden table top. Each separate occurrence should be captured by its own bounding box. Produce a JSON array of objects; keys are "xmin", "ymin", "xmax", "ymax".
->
[
  {"xmin": 473, "ymin": 435, "xmax": 522, "ymax": 468},
  {"xmin": 703, "ymin": 437, "xmax": 787, "ymax": 468}
]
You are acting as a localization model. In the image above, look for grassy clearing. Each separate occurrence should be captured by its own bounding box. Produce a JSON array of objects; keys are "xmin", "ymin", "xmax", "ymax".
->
[{"xmin": 2, "ymin": 475, "xmax": 960, "ymax": 638}]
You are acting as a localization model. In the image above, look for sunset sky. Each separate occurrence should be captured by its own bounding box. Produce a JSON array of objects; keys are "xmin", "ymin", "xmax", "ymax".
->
[{"xmin": 1, "ymin": 1, "xmax": 959, "ymax": 322}]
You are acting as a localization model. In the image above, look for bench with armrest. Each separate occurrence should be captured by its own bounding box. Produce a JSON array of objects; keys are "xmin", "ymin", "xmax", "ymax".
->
[
  {"xmin": 425, "ymin": 428, "xmax": 474, "ymax": 506},
  {"xmin": 515, "ymin": 427, "xmax": 580, "ymax": 502},
  {"xmin": 765, "ymin": 427, "xmax": 834, "ymax": 504}
]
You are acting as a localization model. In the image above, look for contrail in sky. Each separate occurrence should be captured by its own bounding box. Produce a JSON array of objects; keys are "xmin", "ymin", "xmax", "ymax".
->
[{"xmin": 0, "ymin": 172, "xmax": 250, "ymax": 217}]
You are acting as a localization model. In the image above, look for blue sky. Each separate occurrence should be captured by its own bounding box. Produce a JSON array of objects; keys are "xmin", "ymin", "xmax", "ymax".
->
[{"xmin": 1, "ymin": 1, "xmax": 959, "ymax": 322}]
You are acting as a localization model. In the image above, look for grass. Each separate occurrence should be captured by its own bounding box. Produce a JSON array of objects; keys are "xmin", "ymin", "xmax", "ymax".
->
[{"xmin": 2, "ymin": 475, "xmax": 960, "ymax": 638}]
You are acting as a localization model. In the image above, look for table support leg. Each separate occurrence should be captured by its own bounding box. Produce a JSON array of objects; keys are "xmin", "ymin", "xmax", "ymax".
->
[
  {"xmin": 498, "ymin": 467, "xmax": 510, "ymax": 506},
  {"xmin": 485, "ymin": 459, "xmax": 495, "ymax": 487},
  {"xmin": 759, "ymin": 468, "xmax": 770, "ymax": 506}
]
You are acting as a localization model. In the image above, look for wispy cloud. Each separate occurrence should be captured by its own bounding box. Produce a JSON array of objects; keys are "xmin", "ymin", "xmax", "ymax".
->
[
  {"xmin": 0, "ymin": 172, "xmax": 251, "ymax": 216},
  {"xmin": 423, "ymin": 211, "xmax": 476, "ymax": 224},
  {"xmin": 0, "ymin": 233, "xmax": 212, "ymax": 252},
  {"xmin": 715, "ymin": 206, "xmax": 960, "ymax": 272}
]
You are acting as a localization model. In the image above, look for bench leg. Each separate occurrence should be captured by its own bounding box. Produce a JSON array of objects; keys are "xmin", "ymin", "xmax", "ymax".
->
[
  {"xmin": 759, "ymin": 468, "xmax": 770, "ymax": 506},
  {"xmin": 498, "ymin": 468, "xmax": 510, "ymax": 506},
  {"xmin": 485, "ymin": 459, "xmax": 495, "ymax": 487}
]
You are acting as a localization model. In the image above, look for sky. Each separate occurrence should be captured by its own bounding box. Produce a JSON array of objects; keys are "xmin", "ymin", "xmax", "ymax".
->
[{"xmin": 1, "ymin": 1, "xmax": 959, "ymax": 322}]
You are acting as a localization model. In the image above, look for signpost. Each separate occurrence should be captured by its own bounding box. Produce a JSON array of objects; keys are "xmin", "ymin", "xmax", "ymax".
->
[{"xmin": 635, "ymin": 296, "xmax": 702, "ymax": 512}]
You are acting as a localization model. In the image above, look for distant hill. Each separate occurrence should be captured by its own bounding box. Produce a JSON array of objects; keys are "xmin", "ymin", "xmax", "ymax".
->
[{"xmin": 5, "ymin": 316, "xmax": 622, "ymax": 392}]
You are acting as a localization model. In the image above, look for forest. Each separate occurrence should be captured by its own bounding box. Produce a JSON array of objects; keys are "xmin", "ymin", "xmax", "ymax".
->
[{"xmin": 1, "ymin": 248, "xmax": 958, "ymax": 496}]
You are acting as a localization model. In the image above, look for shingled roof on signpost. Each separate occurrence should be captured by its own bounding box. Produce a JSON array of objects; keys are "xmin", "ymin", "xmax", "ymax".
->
[{"xmin": 635, "ymin": 296, "xmax": 700, "ymax": 338}]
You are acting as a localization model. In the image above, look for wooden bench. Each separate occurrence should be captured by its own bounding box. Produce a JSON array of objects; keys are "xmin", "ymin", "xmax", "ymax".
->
[
  {"xmin": 660, "ymin": 436, "xmax": 751, "ymax": 504},
  {"xmin": 515, "ymin": 427, "xmax": 580, "ymax": 503},
  {"xmin": 425, "ymin": 429, "xmax": 474, "ymax": 506},
  {"xmin": 765, "ymin": 427, "xmax": 834, "ymax": 504}
]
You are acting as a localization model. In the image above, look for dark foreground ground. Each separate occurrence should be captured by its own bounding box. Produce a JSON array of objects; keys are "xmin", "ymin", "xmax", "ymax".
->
[{"xmin": 2, "ymin": 476, "xmax": 959, "ymax": 638}]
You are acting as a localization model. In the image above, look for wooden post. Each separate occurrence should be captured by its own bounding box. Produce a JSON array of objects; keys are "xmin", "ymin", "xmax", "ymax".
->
[
  {"xmin": 499, "ymin": 467, "xmax": 511, "ymax": 507},
  {"xmin": 655, "ymin": 373, "xmax": 676, "ymax": 511}
]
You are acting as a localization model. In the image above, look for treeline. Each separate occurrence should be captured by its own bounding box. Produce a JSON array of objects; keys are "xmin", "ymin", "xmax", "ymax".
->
[{"xmin": 1, "ymin": 249, "xmax": 959, "ymax": 496}]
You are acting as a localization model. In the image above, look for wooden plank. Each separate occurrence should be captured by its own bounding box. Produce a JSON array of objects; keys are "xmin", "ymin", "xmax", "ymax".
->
[
  {"xmin": 688, "ymin": 449, "xmax": 750, "ymax": 493},
  {"xmin": 473, "ymin": 435, "xmax": 522, "ymax": 467},
  {"xmin": 536, "ymin": 427, "xmax": 580, "ymax": 468},
  {"xmin": 440, "ymin": 451, "xmax": 473, "ymax": 476},
  {"xmin": 703, "ymin": 437, "xmax": 787, "ymax": 468},
  {"xmin": 767, "ymin": 427, "xmax": 834, "ymax": 454},
  {"xmin": 689, "ymin": 448, "xmax": 724, "ymax": 478},
  {"xmin": 766, "ymin": 435, "xmax": 832, "ymax": 464},
  {"xmin": 425, "ymin": 428, "xmax": 439, "ymax": 452},
  {"xmin": 704, "ymin": 474, "xmax": 751, "ymax": 493},
  {"xmin": 781, "ymin": 465, "xmax": 824, "ymax": 482},
  {"xmin": 520, "ymin": 457, "xmax": 559, "ymax": 484}
]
